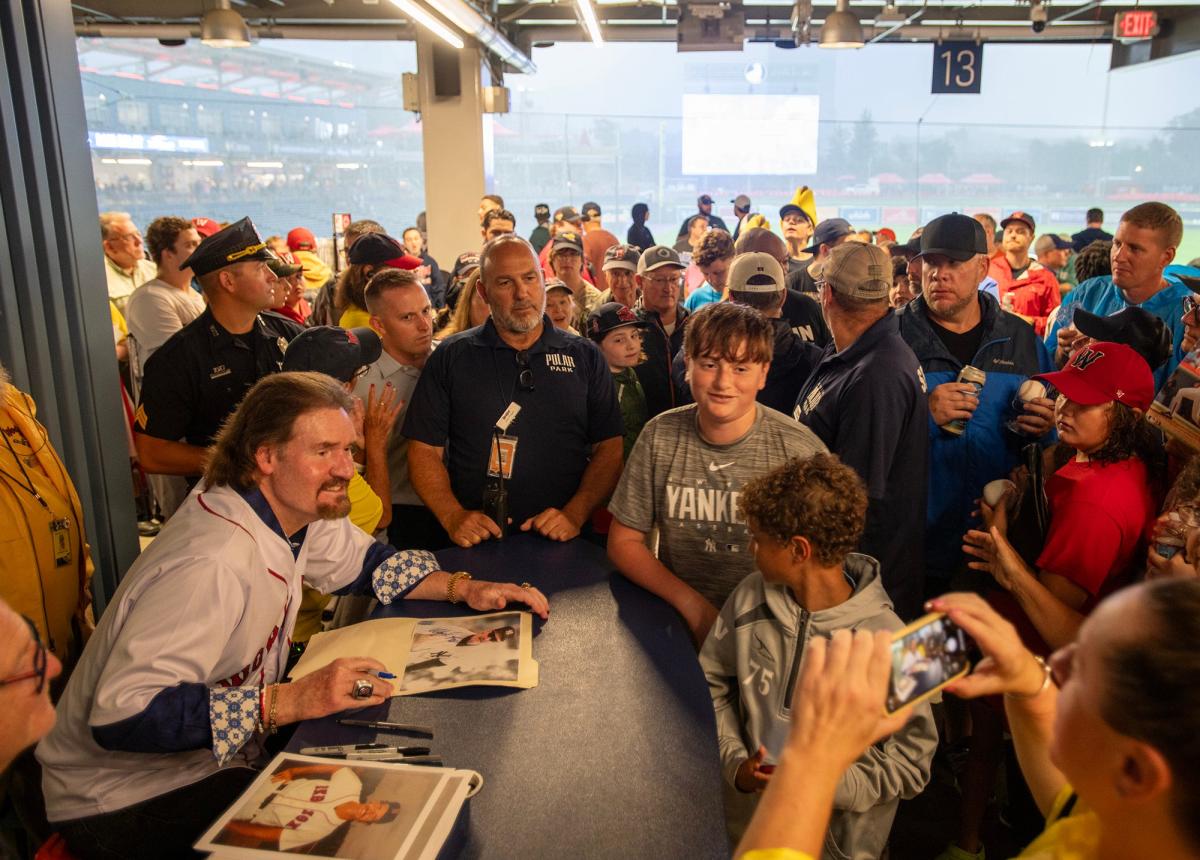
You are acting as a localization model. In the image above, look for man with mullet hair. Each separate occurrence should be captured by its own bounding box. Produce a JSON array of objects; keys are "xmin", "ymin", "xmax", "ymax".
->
[
  {"xmin": 38, "ymin": 371, "xmax": 547, "ymax": 859},
  {"xmin": 608, "ymin": 302, "xmax": 827, "ymax": 648},
  {"xmin": 1047, "ymin": 201, "xmax": 1200, "ymax": 388}
]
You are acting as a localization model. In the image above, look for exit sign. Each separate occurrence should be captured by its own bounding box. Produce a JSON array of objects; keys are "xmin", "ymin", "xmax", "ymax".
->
[{"xmin": 1114, "ymin": 10, "xmax": 1159, "ymax": 41}]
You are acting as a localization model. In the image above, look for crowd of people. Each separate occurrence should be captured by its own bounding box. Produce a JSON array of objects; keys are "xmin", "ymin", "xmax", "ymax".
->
[{"xmin": 3, "ymin": 187, "xmax": 1200, "ymax": 860}]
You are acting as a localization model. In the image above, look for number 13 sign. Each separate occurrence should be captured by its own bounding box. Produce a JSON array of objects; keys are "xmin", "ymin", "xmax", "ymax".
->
[{"xmin": 932, "ymin": 41, "xmax": 983, "ymax": 94}]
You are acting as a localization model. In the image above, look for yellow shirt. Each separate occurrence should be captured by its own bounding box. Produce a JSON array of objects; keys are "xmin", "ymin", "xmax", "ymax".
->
[
  {"xmin": 1017, "ymin": 786, "xmax": 1099, "ymax": 860},
  {"xmin": 293, "ymin": 471, "xmax": 383, "ymax": 643},
  {"xmin": 741, "ymin": 786, "xmax": 1097, "ymax": 860},
  {"xmin": 338, "ymin": 307, "xmax": 372, "ymax": 330},
  {"xmin": 0, "ymin": 384, "xmax": 92, "ymax": 665}
]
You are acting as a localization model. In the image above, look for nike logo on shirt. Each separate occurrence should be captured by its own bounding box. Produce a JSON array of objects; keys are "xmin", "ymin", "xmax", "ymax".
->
[{"xmin": 709, "ymin": 461, "xmax": 735, "ymax": 472}]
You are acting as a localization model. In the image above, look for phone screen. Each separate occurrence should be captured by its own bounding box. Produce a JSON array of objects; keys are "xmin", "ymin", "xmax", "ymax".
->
[{"xmin": 886, "ymin": 613, "xmax": 972, "ymax": 712}]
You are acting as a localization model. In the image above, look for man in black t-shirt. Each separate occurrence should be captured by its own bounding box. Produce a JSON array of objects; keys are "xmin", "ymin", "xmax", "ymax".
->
[
  {"xmin": 1071, "ymin": 207, "xmax": 1114, "ymax": 252},
  {"xmin": 784, "ymin": 218, "xmax": 854, "ymax": 296},
  {"xmin": 735, "ymin": 228, "xmax": 830, "ymax": 347}
]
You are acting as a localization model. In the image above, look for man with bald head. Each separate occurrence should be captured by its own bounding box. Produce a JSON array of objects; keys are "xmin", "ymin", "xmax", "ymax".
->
[
  {"xmin": 735, "ymin": 228, "xmax": 829, "ymax": 346},
  {"xmin": 405, "ymin": 235, "xmax": 624, "ymax": 548}
]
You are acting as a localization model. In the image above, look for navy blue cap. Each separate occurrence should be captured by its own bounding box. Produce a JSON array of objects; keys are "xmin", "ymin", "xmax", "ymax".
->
[
  {"xmin": 282, "ymin": 326, "xmax": 382, "ymax": 383},
  {"xmin": 779, "ymin": 203, "xmax": 813, "ymax": 223},
  {"xmin": 348, "ymin": 233, "xmax": 406, "ymax": 267},
  {"xmin": 551, "ymin": 231, "xmax": 584, "ymax": 254},
  {"xmin": 180, "ymin": 216, "xmax": 275, "ymax": 277},
  {"xmin": 586, "ymin": 302, "xmax": 647, "ymax": 341},
  {"xmin": 801, "ymin": 218, "xmax": 853, "ymax": 255}
]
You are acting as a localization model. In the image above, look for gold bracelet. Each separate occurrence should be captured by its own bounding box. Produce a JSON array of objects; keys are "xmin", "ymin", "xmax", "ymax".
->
[
  {"xmin": 447, "ymin": 571, "xmax": 472, "ymax": 604},
  {"xmin": 267, "ymin": 684, "xmax": 279, "ymax": 735},
  {"xmin": 1006, "ymin": 655, "xmax": 1053, "ymax": 700}
]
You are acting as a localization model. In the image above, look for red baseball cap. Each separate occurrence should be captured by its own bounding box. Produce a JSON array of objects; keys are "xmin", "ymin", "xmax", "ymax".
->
[
  {"xmin": 383, "ymin": 254, "xmax": 423, "ymax": 271},
  {"xmin": 876, "ymin": 227, "xmax": 897, "ymax": 243},
  {"xmin": 287, "ymin": 227, "xmax": 318, "ymax": 252},
  {"xmin": 191, "ymin": 217, "xmax": 221, "ymax": 238},
  {"xmin": 1035, "ymin": 341, "xmax": 1154, "ymax": 412}
]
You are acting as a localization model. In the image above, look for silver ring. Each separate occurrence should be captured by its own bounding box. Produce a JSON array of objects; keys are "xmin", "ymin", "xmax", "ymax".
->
[{"xmin": 352, "ymin": 679, "xmax": 374, "ymax": 699}]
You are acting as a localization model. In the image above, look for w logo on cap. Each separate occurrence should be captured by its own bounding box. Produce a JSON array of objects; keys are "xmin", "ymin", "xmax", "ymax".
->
[{"xmin": 1071, "ymin": 347, "xmax": 1104, "ymax": 370}]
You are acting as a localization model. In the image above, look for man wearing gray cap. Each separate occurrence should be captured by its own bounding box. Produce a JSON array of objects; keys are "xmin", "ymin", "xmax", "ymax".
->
[
  {"xmin": 634, "ymin": 245, "xmax": 689, "ymax": 417},
  {"xmin": 793, "ymin": 242, "xmax": 928, "ymax": 618}
]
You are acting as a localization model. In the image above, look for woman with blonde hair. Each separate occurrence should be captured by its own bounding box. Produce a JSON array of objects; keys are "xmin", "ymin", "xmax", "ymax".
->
[{"xmin": 433, "ymin": 270, "xmax": 490, "ymax": 342}]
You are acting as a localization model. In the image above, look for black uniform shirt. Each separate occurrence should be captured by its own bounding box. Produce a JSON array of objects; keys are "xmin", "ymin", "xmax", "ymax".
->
[
  {"xmin": 403, "ymin": 316, "xmax": 623, "ymax": 526},
  {"xmin": 135, "ymin": 307, "xmax": 302, "ymax": 448}
]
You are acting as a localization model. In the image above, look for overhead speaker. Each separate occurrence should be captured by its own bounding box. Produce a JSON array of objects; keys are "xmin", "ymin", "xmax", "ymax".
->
[{"xmin": 431, "ymin": 40, "xmax": 461, "ymax": 98}]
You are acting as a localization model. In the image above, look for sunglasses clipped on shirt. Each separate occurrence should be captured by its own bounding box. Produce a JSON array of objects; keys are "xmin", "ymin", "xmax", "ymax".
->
[
  {"xmin": 0, "ymin": 615, "xmax": 48, "ymax": 695},
  {"xmin": 516, "ymin": 350, "xmax": 534, "ymax": 393}
]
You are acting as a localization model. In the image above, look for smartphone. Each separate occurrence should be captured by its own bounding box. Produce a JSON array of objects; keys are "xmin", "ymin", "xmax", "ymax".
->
[{"xmin": 886, "ymin": 612, "xmax": 972, "ymax": 713}]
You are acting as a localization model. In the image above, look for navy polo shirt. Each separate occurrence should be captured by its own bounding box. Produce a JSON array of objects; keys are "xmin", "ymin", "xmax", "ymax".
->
[
  {"xmin": 792, "ymin": 310, "xmax": 929, "ymax": 618},
  {"xmin": 403, "ymin": 316, "xmax": 623, "ymax": 527}
]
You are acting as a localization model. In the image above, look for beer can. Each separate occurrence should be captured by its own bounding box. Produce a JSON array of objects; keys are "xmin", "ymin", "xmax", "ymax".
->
[{"xmin": 944, "ymin": 365, "xmax": 987, "ymax": 436}]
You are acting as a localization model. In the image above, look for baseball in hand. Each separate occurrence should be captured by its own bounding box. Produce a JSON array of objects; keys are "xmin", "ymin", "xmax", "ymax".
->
[
  {"xmin": 983, "ymin": 479, "xmax": 1017, "ymax": 508},
  {"xmin": 1016, "ymin": 379, "xmax": 1047, "ymax": 403}
]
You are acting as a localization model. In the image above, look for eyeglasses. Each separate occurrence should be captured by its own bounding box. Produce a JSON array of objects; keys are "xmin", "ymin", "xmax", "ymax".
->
[
  {"xmin": 644, "ymin": 274, "xmax": 682, "ymax": 289},
  {"xmin": 516, "ymin": 351, "xmax": 535, "ymax": 392},
  {"xmin": 1185, "ymin": 296, "xmax": 1199, "ymax": 322},
  {"xmin": 0, "ymin": 616, "xmax": 47, "ymax": 695}
]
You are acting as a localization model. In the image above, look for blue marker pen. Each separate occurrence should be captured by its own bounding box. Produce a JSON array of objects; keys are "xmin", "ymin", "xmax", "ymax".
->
[{"xmin": 369, "ymin": 670, "xmax": 397, "ymax": 680}]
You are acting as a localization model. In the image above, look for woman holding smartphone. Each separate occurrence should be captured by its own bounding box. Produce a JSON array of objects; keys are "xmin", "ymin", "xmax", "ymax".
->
[
  {"xmin": 736, "ymin": 581, "xmax": 1200, "ymax": 860},
  {"xmin": 947, "ymin": 342, "xmax": 1164, "ymax": 860}
]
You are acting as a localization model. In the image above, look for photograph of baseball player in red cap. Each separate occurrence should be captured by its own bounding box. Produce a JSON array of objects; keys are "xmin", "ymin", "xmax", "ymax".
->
[
  {"xmin": 400, "ymin": 611, "xmax": 524, "ymax": 694},
  {"xmin": 200, "ymin": 754, "xmax": 467, "ymax": 859}
]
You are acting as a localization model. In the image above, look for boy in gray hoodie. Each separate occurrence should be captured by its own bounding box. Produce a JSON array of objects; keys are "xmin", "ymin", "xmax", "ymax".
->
[{"xmin": 700, "ymin": 454, "xmax": 937, "ymax": 860}]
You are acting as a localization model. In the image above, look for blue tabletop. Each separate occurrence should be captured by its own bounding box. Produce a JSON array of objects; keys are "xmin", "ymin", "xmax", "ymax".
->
[{"xmin": 288, "ymin": 533, "xmax": 730, "ymax": 859}]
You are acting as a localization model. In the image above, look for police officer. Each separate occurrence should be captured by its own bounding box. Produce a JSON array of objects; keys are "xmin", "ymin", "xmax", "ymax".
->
[{"xmin": 134, "ymin": 217, "xmax": 303, "ymax": 479}]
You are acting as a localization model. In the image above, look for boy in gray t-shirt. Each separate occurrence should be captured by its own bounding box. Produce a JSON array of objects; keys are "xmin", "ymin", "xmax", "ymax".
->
[{"xmin": 608, "ymin": 302, "xmax": 826, "ymax": 647}]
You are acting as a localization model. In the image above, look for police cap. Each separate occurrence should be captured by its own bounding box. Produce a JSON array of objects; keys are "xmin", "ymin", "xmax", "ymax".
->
[{"xmin": 180, "ymin": 216, "xmax": 276, "ymax": 278}]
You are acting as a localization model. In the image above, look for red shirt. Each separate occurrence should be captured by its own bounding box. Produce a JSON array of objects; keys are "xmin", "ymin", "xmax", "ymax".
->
[
  {"xmin": 989, "ymin": 456, "xmax": 1157, "ymax": 662},
  {"xmin": 988, "ymin": 256, "xmax": 1061, "ymax": 336},
  {"xmin": 582, "ymin": 228, "xmax": 619, "ymax": 292},
  {"xmin": 1037, "ymin": 457, "xmax": 1157, "ymax": 604},
  {"xmin": 539, "ymin": 240, "xmax": 596, "ymax": 286}
]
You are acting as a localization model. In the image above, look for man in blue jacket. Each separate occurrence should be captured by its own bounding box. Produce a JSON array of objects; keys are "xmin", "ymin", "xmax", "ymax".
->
[
  {"xmin": 1045, "ymin": 201, "xmax": 1200, "ymax": 391},
  {"xmin": 898, "ymin": 213, "xmax": 1056, "ymax": 592}
]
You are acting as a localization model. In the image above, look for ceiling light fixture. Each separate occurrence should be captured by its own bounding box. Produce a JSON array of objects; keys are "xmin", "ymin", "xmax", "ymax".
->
[
  {"xmin": 819, "ymin": 0, "xmax": 865, "ymax": 47},
  {"xmin": 575, "ymin": 0, "xmax": 604, "ymax": 45},
  {"xmin": 389, "ymin": 0, "xmax": 465, "ymax": 49},
  {"xmin": 200, "ymin": 0, "xmax": 251, "ymax": 48},
  {"xmin": 424, "ymin": 0, "xmax": 537, "ymax": 74}
]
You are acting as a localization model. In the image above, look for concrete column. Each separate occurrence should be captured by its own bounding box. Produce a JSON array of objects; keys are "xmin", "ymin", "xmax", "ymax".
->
[{"xmin": 416, "ymin": 33, "xmax": 492, "ymax": 265}]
